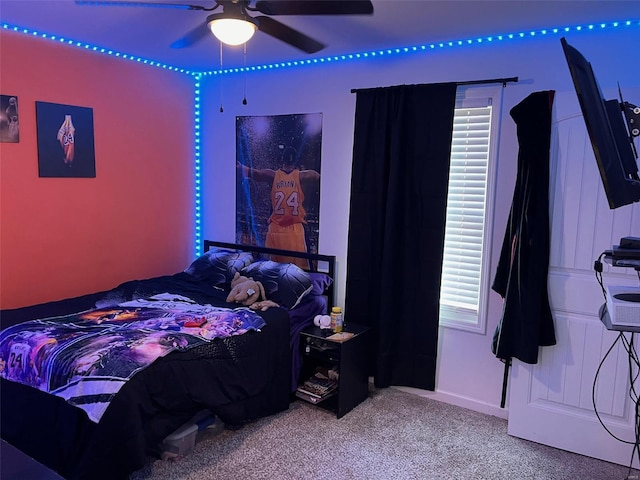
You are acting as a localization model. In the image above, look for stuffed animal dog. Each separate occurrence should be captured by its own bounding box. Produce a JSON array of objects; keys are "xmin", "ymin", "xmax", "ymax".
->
[
  {"xmin": 226, "ymin": 272, "xmax": 280, "ymax": 310},
  {"xmin": 226, "ymin": 272, "xmax": 265, "ymax": 305}
]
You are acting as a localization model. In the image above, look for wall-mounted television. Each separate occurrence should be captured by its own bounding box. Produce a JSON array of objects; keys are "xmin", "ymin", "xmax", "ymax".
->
[{"xmin": 560, "ymin": 37, "xmax": 640, "ymax": 209}]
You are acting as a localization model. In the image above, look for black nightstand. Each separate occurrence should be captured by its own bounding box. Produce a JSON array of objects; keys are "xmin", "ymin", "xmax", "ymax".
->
[{"xmin": 297, "ymin": 322, "xmax": 370, "ymax": 418}]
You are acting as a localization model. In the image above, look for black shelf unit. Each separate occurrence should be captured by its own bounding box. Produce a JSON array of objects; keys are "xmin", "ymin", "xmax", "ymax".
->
[{"xmin": 297, "ymin": 323, "xmax": 370, "ymax": 418}]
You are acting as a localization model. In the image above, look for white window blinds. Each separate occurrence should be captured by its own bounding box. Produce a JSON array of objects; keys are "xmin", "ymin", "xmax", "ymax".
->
[{"xmin": 439, "ymin": 99, "xmax": 494, "ymax": 331}]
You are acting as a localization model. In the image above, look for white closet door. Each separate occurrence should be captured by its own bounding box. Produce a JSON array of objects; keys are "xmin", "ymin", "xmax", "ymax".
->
[{"xmin": 506, "ymin": 93, "xmax": 640, "ymax": 468}]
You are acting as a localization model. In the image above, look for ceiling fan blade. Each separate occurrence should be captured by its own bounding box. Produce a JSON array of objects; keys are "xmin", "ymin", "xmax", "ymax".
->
[
  {"xmin": 255, "ymin": 15, "xmax": 324, "ymax": 54},
  {"xmin": 74, "ymin": 1, "xmax": 209, "ymax": 11},
  {"xmin": 254, "ymin": 1, "xmax": 373, "ymax": 16},
  {"xmin": 170, "ymin": 22, "xmax": 211, "ymax": 48}
]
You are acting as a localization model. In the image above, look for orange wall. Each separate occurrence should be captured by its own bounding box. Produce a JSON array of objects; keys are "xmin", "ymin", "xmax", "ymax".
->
[{"xmin": 0, "ymin": 31, "xmax": 195, "ymax": 309}]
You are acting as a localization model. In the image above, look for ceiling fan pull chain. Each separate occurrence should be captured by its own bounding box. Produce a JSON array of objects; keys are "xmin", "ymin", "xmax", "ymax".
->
[
  {"xmin": 242, "ymin": 42, "xmax": 248, "ymax": 106},
  {"xmin": 219, "ymin": 41, "xmax": 224, "ymax": 113}
]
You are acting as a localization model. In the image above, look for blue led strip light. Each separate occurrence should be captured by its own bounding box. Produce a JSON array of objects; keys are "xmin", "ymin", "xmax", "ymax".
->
[
  {"xmin": 193, "ymin": 75, "xmax": 203, "ymax": 258},
  {"xmin": 0, "ymin": 23, "xmax": 195, "ymax": 75},
  {"xmin": 3, "ymin": 20, "xmax": 639, "ymax": 77},
  {"xmin": 200, "ymin": 20, "xmax": 640, "ymax": 76},
  {"xmin": 3, "ymin": 19, "xmax": 638, "ymax": 253}
]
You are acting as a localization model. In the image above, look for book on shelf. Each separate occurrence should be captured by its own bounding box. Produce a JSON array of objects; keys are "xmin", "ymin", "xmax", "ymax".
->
[
  {"xmin": 326, "ymin": 332, "xmax": 354, "ymax": 342},
  {"xmin": 296, "ymin": 386, "xmax": 325, "ymax": 399},
  {"xmin": 295, "ymin": 389, "xmax": 334, "ymax": 404},
  {"xmin": 299, "ymin": 378, "xmax": 336, "ymax": 397},
  {"xmin": 296, "ymin": 371, "xmax": 338, "ymax": 401},
  {"xmin": 296, "ymin": 385, "xmax": 337, "ymax": 403}
]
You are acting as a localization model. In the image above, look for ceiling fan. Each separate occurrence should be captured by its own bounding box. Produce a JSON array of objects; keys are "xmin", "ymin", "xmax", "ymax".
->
[{"xmin": 75, "ymin": 1, "xmax": 374, "ymax": 53}]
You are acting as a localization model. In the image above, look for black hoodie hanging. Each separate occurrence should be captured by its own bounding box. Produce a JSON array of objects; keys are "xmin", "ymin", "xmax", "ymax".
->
[{"xmin": 492, "ymin": 90, "xmax": 557, "ymax": 371}]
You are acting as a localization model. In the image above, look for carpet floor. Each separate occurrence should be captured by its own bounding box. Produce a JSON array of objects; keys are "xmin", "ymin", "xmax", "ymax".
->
[{"xmin": 130, "ymin": 387, "xmax": 637, "ymax": 480}]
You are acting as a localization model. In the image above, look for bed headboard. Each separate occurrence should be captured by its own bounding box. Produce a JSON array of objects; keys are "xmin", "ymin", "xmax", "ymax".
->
[{"xmin": 203, "ymin": 240, "xmax": 336, "ymax": 309}]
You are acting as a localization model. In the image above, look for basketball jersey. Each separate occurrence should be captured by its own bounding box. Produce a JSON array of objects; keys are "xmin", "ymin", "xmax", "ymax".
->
[
  {"xmin": 269, "ymin": 169, "xmax": 306, "ymax": 227},
  {"xmin": 57, "ymin": 115, "xmax": 75, "ymax": 164}
]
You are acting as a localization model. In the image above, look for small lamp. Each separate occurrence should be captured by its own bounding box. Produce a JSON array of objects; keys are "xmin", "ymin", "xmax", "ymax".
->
[{"xmin": 207, "ymin": 14, "xmax": 258, "ymax": 46}]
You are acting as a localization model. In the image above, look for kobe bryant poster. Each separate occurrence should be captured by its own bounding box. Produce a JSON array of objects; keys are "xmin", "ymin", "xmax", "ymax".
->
[{"xmin": 235, "ymin": 113, "xmax": 322, "ymax": 267}]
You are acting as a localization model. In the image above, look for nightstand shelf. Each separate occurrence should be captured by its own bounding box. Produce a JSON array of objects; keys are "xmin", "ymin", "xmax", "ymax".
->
[{"xmin": 297, "ymin": 323, "xmax": 370, "ymax": 418}]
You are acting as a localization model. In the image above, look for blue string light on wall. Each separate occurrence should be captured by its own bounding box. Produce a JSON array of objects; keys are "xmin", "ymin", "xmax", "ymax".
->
[
  {"xmin": 2, "ymin": 19, "xmax": 639, "ymax": 257},
  {"xmin": 0, "ymin": 24, "xmax": 196, "ymax": 75},
  {"xmin": 197, "ymin": 20, "xmax": 640, "ymax": 76},
  {"xmin": 4, "ymin": 20, "xmax": 638, "ymax": 77},
  {"xmin": 193, "ymin": 75, "xmax": 203, "ymax": 257}
]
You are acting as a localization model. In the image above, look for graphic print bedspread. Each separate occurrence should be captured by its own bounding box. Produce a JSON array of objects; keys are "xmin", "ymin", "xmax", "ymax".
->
[{"xmin": 0, "ymin": 294, "xmax": 266, "ymax": 423}]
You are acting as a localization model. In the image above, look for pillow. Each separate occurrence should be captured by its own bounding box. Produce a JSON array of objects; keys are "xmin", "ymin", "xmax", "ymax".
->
[
  {"xmin": 240, "ymin": 260, "xmax": 313, "ymax": 309},
  {"xmin": 308, "ymin": 272, "xmax": 333, "ymax": 296},
  {"xmin": 184, "ymin": 248, "xmax": 254, "ymax": 286}
]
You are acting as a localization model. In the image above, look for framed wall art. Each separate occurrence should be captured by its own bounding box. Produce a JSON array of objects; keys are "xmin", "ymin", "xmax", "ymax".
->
[
  {"xmin": 0, "ymin": 94, "xmax": 20, "ymax": 143},
  {"xmin": 36, "ymin": 101, "xmax": 96, "ymax": 178}
]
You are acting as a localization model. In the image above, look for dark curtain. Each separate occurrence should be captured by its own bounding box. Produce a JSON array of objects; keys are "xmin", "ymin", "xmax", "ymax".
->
[
  {"xmin": 492, "ymin": 90, "xmax": 557, "ymax": 365},
  {"xmin": 344, "ymin": 83, "xmax": 457, "ymax": 390}
]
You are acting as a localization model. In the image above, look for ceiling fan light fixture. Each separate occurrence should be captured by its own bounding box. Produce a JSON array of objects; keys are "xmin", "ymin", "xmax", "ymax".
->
[{"xmin": 207, "ymin": 15, "xmax": 258, "ymax": 46}]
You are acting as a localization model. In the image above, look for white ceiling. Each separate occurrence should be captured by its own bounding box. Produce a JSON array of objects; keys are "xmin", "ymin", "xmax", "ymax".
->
[{"xmin": 1, "ymin": 0, "xmax": 640, "ymax": 72}]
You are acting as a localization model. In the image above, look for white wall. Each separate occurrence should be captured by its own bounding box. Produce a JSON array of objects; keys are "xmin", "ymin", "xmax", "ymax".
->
[{"xmin": 200, "ymin": 27, "xmax": 640, "ymax": 417}]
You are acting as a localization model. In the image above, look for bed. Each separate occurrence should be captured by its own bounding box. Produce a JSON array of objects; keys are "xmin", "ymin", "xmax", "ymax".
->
[{"xmin": 0, "ymin": 241, "xmax": 335, "ymax": 480}]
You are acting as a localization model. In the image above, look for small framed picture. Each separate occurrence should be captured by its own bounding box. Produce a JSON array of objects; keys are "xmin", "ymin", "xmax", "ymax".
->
[
  {"xmin": 36, "ymin": 101, "xmax": 96, "ymax": 178},
  {"xmin": 0, "ymin": 94, "xmax": 20, "ymax": 143}
]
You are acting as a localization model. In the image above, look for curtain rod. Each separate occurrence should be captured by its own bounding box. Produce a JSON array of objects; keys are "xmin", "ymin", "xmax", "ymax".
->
[{"xmin": 350, "ymin": 76, "xmax": 519, "ymax": 93}]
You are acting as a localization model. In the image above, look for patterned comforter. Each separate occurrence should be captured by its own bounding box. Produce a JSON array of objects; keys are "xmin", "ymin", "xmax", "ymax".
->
[{"xmin": 0, "ymin": 293, "xmax": 266, "ymax": 422}]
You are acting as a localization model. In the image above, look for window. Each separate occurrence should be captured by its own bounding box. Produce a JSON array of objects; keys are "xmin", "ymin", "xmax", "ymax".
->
[{"xmin": 439, "ymin": 87, "xmax": 501, "ymax": 333}]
